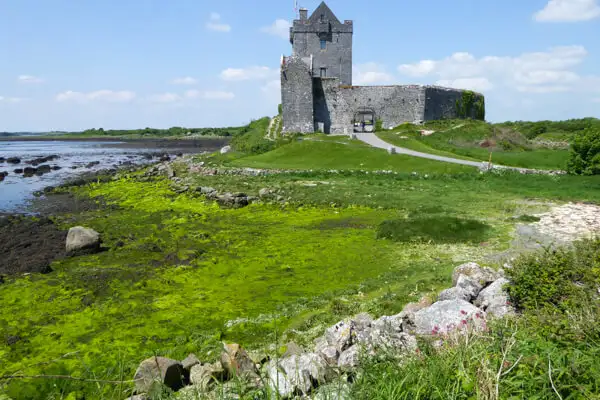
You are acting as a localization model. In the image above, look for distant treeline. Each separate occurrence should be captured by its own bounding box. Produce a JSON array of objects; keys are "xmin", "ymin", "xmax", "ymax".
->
[
  {"xmin": 497, "ymin": 117, "xmax": 600, "ymax": 139},
  {"xmin": 75, "ymin": 126, "xmax": 246, "ymax": 137}
]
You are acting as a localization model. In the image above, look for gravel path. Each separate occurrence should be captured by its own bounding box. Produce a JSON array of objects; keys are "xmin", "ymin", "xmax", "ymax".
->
[{"xmin": 355, "ymin": 132, "xmax": 531, "ymax": 172}]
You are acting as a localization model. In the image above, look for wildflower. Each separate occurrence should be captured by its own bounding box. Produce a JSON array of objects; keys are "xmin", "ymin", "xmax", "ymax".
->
[{"xmin": 460, "ymin": 310, "xmax": 467, "ymax": 315}]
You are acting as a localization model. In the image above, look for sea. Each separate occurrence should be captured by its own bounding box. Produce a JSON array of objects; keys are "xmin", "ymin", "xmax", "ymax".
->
[{"xmin": 0, "ymin": 140, "xmax": 189, "ymax": 213}]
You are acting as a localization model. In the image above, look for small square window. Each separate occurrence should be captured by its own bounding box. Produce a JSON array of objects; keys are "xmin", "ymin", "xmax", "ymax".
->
[{"xmin": 320, "ymin": 39, "xmax": 326, "ymax": 50}]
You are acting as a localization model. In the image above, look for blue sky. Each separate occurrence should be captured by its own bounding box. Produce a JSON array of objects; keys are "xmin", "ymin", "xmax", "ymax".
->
[{"xmin": 0, "ymin": 0, "xmax": 599, "ymax": 131}]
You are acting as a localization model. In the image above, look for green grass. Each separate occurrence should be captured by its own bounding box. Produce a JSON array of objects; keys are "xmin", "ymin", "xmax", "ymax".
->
[
  {"xmin": 377, "ymin": 120, "xmax": 571, "ymax": 170},
  {"xmin": 229, "ymin": 139, "xmax": 476, "ymax": 174},
  {"xmin": 377, "ymin": 217, "xmax": 492, "ymax": 244}
]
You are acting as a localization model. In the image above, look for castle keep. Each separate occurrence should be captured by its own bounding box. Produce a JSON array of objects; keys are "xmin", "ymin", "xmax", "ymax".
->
[{"xmin": 281, "ymin": 2, "xmax": 485, "ymax": 134}]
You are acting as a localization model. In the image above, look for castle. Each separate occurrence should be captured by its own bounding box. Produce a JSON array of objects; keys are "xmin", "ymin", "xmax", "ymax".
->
[{"xmin": 280, "ymin": 2, "xmax": 485, "ymax": 134}]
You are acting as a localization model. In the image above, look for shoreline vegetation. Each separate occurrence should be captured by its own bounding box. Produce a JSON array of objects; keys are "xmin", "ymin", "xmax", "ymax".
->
[{"xmin": 1, "ymin": 116, "xmax": 600, "ymax": 399}]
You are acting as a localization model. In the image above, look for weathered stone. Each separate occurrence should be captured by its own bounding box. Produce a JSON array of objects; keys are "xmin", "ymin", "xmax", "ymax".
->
[
  {"xmin": 438, "ymin": 287, "xmax": 472, "ymax": 302},
  {"xmin": 65, "ymin": 226, "xmax": 101, "ymax": 255},
  {"xmin": 181, "ymin": 353, "xmax": 201, "ymax": 372},
  {"xmin": 452, "ymin": 262, "xmax": 499, "ymax": 287},
  {"xmin": 455, "ymin": 274, "xmax": 484, "ymax": 300},
  {"xmin": 124, "ymin": 395, "xmax": 148, "ymax": 400},
  {"xmin": 414, "ymin": 299, "xmax": 487, "ymax": 336},
  {"xmin": 283, "ymin": 342, "xmax": 304, "ymax": 358},
  {"xmin": 6, "ymin": 157, "xmax": 20, "ymax": 164},
  {"xmin": 313, "ymin": 381, "xmax": 352, "ymax": 400},
  {"xmin": 267, "ymin": 353, "xmax": 329, "ymax": 398},
  {"xmin": 325, "ymin": 320, "xmax": 354, "ymax": 353},
  {"xmin": 474, "ymin": 278, "xmax": 515, "ymax": 318},
  {"xmin": 337, "ymin": 345, "xmax": 359, "ymax": 369},
  {"xmin": 220, "ymin": 146, "xmax": 232, "ymax": 154},
  {"xmin": 189, "ymin": 362, "xmax": 225, "ymax": 391},
  {"xmin": 133, "ymin": 356, "xmax": 185, "ymax": 393},
  {"xmin": 258, "ymin": 188, "xmax": 273, "ymax": 198},
  {"xmin": 363, "ymin": 314, "xmax": 418, "ymax": 353},
  {"xmin": 220, "ymin": 343, "xmax": 258, "ymax": 379}
]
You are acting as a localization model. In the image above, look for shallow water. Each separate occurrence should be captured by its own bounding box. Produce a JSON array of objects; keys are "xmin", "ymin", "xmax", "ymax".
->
[{"xmin": 0, "ymin": 141, "xmax": 165, "ymax": 212}]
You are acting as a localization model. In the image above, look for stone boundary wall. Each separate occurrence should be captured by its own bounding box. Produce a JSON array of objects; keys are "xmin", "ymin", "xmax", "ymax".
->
[{"xmin": 424, "ymin": 86, "xmax": 485, "ymax": 121}]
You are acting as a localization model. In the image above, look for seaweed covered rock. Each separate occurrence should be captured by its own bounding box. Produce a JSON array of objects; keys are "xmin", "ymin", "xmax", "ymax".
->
[{"xmin": 65, "ymin": 226, "xmax": 101, "ymax": 255}]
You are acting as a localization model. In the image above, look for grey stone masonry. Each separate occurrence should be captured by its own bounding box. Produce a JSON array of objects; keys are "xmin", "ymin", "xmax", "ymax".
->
[
  {"xmin": 280, "ymin": 2, "xmax": 485, "ymax": 135},
  {"xmin": 290, "ymin": 1, "xmax": 353, "ymax": 85}
]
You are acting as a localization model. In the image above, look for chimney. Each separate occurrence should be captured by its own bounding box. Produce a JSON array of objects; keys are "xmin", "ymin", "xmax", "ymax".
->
[{"xmin": 299, "ymin": 8, "xmax": 308, "ymax": 21}]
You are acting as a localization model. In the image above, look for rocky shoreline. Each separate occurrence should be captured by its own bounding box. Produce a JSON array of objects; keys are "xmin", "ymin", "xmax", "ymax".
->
[{"xmin": 126, "ymin": 262, "xmax": 513, "ymax": 400}]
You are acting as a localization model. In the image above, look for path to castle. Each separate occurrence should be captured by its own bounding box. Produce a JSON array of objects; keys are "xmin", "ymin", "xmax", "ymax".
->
[{"xmin": 355, "ymin": 132, "xmax": 546, "ymax": 173}]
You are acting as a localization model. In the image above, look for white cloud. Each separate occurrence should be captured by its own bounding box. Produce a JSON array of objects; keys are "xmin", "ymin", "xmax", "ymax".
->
[
  {"xmin": 148, "ymin": 92, "xmax": 181, "ymax": 103},
  {"xmin": 534, "ymin": 0, "xmax": 600, "ymax": 22},
  {"xmin": 435, "ymin": 78, "xmax": 494, "ymax": 92},
  {"xmin": 17, "ymin": 75, "xmax": 43, "ymax": 84},
  {"xmin": 261, "ymin": 80, "xmax": 280, "ymax": 94},
  {"xmin": 353, "ymin": 63, "xmax": 394, "ymax": 85},
  {"xmin": 56, "ymin": 90, "xmax": 136, "ymax": 103},
  {"xmin": 0, "ymin": 96, "xmax": 26, "ymax": 103},
  {"xmin": 186, "ymin": 89, "xmax": 235, "ymax": 100},
  {"xmin": 260, "ymin": 19, "xmax": 291, "ymax": 39},
  {"xmin": 206, "ymin": 12, "xmax": 231, "ymax": 32},
  {"xmin": 171, "ymin": 77, "xmax": 198, "ymax": 85},
  {"xmin": 398, "ymin": 45, "xmax": 599, "ymax": 94},
  {"xmin": 220, "ymin": 66, "xmax": 277, "ymax": 81}
]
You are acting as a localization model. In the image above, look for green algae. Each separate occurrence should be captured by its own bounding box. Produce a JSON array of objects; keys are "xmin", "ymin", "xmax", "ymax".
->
[{"xmin": 1, "ymin": 178, "xmax": 469, "ymax": 398}]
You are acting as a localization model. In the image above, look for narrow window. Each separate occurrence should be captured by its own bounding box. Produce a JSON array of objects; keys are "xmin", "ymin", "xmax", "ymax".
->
[
  {"xmin": 320, "ymin": 39, "xmax": 326, "ymax": 50},
  {"xmin": 320, "ymin": 14, "xmax": 325, "ymax": 22},
  {"xmin": 320, "ymin": 68, "xmax": 327, "ymax": 78}
]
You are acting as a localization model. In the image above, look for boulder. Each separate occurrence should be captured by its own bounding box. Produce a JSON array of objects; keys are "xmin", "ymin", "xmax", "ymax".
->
[
  {"xmin": 455, "ymin": 274, "xmax": 484, "ymax": 300},
  {"xmin": 363, "ymin": 314, "xmax": 418, "ymax": 352},
  {"xmin": 401, "ymin": 296, "xmax": 433, "ymax": 314},
  {"xmin": 451, "ymin": 262, "xmax": 499, "ymax": 287},
  {"xmin": 337, "ymin": 345, "xmax": 359, "ymax": 370},
  {"xmin": 220, "ymin": 146, "xmax": 232, "ymax": 154},
  {"xmin": 282, "ymin": 342, "xmax": 304, "ymax": 358},
  {"xmin": 6, "ymin": 157, "xmax": 20, "ymax": 164},
  {"xmin": 66, "ymin": 226, "xmax": 101, "ymax": 255},
  {"xmin": 189, "ymin": 362, "xmax": 225, "ymax": 391},
  {"xmin": 438, "ymin": 287, "xmax": 471, "ymax": 302},
  {"xmin": 414, "ymin": 299, "xmax": 487, "ymax": 336},
  {"xmin": 313, "ymin": 380, "xmax": 351, "ymax": 400},
  {"xmin": 124, "ymin": 395, "xmax": 148, "ymax": 400},
  {"xmin": 325, "ymin": 320, "xmax": 355, "ymax": 353},
  {"xmin": 220, "ymin": 343, "xmax": 258, "ymax": 379},
  {"xmin": 258, "ymin": 188, "xmax": 272, "ymax": 198},
  {"xmin": 133, "ymin": 356, "xmax": 185, "ymax": 393},
  {"xmin": 474, "ymin": 278, "xmax": 515, "ymax": 318},
  {"xmin": 181, "ymin": 353, "xmax": 200, "ymax": 372},
  {"xmin": 267, "ymin": 353, "xmax": 329, "ymax": 398}
]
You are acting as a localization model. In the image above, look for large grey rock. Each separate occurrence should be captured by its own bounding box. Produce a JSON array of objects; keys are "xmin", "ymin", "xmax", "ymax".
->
[
  {"xmin": 220, "ymin": 146, "xmax": 232, "ymax": 154},
  {"xmin": 452, "ymin": 262, "xmax": 499, "ymax": 287},
  {"xmin": 456, "ymin": 274, "xmax": 484, "ymax": 299},
  {"xmin": 313, "ymin": 381, "xmax": 351, "ymax": 400},
  {"xmin": 220, "ymin": 343, "xmax": 258, "ymax": 379},
  {"xmin": 364, "ymin": 314, "xmax": 417, "ymax": 352},
  {"xmin": 267, "ymin": 353, "xmax": 329, "ymax": 398},
  {"xmin": 283, "ymin": 342, "xmax": 304, "ymax": 358},
  {"xmin": 133, "ymin": 356, "xmax": 185, "ymax": 393},
  {"xmin": 314, "ymin": 336, "xmax": 339, "ymax": 365},
  {"xmin": 267, "ymin": 352, "xmax": 330, "ymax": 398},
  {"xmin": 189, "ymin": 362, "xmax": 225, "ymax": 391},
  {"xmin": 438, "ymin": 287, "xmax": 472, "ymax": 302},
  {"xmin": 181, "ymin": 353, "xmax": 200, "ymax": 372},
  {"xmin": 65, "ymin": 226, "xmax": 101, "ymax": 254},
  {"xmin": 325, "ymin": 320, "xmax": 354, "ymax": 353},
  {"xmin": 474, "ymin": 278, "xmax": 515, "ymax": 318},
  {"xmin": 414, "ymin": 300, "xmax": 487, "ymax": 336},
  {"xmin": 337, "ymin": 345, "xmax": 359, "ymax": 370}
]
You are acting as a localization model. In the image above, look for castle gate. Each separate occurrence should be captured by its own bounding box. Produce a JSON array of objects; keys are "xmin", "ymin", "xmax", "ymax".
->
[{"xmin": 353, "ymin": 107, "xmax": 375, "ymax": 133}]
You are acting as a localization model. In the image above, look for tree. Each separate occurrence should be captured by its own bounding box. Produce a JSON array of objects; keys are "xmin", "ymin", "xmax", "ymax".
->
[{"xmin": 567, "ymin": 127, "xmax": 600, "ymax": 175}]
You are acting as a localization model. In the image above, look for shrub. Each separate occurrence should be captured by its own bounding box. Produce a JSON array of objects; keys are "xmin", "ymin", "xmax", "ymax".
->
[
  {"xmin": 375, "ymin": 119, "xmax": 383, "ymax": 132},
  {"xmin": 567, "ymin": 127, "xmax": 600, "ymax": 175},
  {"xmin": 505, "ymin": 238, "xmax": 600, "ymax": 312},
  {"xmin": 278, "ymin": 103, "xmax": 283, "ymax": 115}
]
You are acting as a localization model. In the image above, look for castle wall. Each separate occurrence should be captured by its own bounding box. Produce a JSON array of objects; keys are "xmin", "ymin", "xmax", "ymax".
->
[
  {"xmin": 314, "ymin": 82, "xmax": 427, "ymax": 134},
  {"xmin": 424, "ymin": 86, "xmax": 485, "ymax": 121},
  {"xmin": 281, "ymin": 57, "xmax": 315, "ymax": 134}
]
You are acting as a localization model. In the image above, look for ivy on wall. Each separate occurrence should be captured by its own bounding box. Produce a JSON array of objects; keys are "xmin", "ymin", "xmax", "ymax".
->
[{"xmin": 455, "ymin": 90, "xmax": 485, "ymax": 120}]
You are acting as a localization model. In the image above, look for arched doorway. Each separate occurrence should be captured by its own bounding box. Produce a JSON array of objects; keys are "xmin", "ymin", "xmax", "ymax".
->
[{"xmin": 353, "ymin": 107, "xmax": 375, "ymax": 133}]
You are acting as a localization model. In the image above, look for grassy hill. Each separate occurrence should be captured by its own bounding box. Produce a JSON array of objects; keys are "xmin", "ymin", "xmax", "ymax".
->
[{"xmin": 375, "ymin": 119, "xmax": 588, "ymax": 170}]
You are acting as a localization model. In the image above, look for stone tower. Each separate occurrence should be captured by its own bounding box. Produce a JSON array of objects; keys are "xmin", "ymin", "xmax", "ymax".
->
[{"xmin": 290, "ymin": 2, "xmax": 353, "ymax": 85}]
